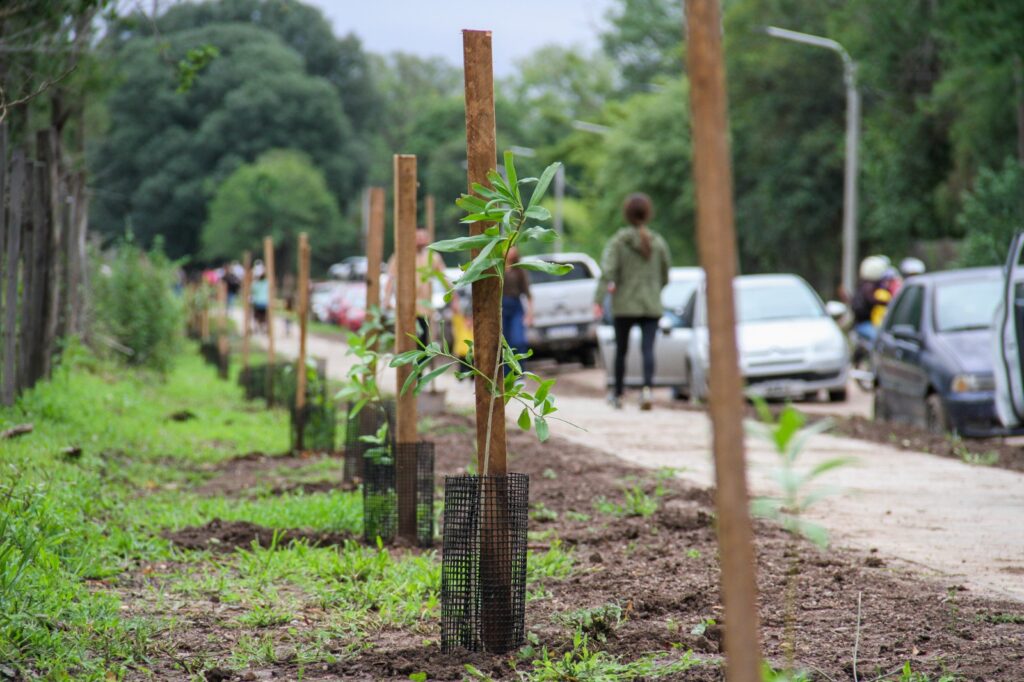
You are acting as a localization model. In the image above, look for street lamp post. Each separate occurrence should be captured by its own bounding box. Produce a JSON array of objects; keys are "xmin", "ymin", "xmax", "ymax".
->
[{"xmin": 762, "ymin": 26, "xmax": 860, "ymax": 298}]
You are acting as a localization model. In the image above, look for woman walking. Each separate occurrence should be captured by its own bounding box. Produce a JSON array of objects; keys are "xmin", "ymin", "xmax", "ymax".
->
[{"xmin": 594, "ymin": 193, "xmax": 671, "ymax": 410}]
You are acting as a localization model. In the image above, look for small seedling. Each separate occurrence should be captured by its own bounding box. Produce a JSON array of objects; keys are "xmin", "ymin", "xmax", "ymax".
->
[
  {"xmin": 530, "ymin": 502, "xmax": 559, "ymax": 522},
  {"xmin": 564, "ymin": 510, "xmax": 591, "ymax": 522},
  {"xmin": 690, "ymin": 616, "xmax": 715, "ymax": 637},
  {"xmin": 542, "ymin": 468, "xmax": 558, "ymax": 480},
  {"xmin": 555, "ymin": 602, "xmax": 625, "ymax": 642},
  {"xmin": 686, "ymin": 548, "xmax": 702, "ymax": 559}
]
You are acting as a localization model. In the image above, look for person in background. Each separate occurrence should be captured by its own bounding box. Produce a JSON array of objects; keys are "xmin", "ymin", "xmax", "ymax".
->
[
  {"xmin": 851, "ymin": 255, "xmax": 891, "ymax": 341},
  {"xmin": 383, "ymin": 227, "xmax": 460, "ymax": 347},
  {"xmin": 593, "ymin": 193, "xmax": 671, "ymax": 410},
  {"xmin": 250, "ymin": 271, "xmax": 269, "ymax": 334},
  {"xmin": 502, "ymin": 247, "xmax": 533, "ymax": 360}
]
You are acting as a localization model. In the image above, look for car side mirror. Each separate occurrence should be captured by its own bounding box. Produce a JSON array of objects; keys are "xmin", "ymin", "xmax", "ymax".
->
[
  {"xmin": 825, "ymin": 300, "xmax": 847, "ymax": 319},
  {"xmin": 891, "ymin": 324, "xmax": 921, "ymax": 345},
  {"xmin": 658, "ymin": 315, "xmax": 673, "ymax": 335}
]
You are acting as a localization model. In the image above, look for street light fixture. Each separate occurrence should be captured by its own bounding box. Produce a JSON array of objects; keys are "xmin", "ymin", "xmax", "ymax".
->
[{"xmin": 761, "ymin": 25, "xmax": 860, "ymax": 297}]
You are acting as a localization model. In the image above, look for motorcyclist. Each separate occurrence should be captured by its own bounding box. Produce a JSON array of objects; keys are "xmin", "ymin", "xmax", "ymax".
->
[{"xmin": 851, "ymin": 255, "xmax": 891, "ymax": 342}]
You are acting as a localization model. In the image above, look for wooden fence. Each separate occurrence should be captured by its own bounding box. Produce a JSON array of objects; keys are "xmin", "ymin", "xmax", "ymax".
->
[{"xmin": 0, "ymin": 123, "xmax": 90, "ymax": 406}]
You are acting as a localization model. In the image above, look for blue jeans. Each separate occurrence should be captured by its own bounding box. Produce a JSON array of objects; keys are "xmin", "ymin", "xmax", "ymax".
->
[
  {"xmin": 854, "ymin": 320, "xmax": 877, "ymax": 342},
  {"xmin": 502, "ymin": 295, "xmax": 528, "ymax": 358}
]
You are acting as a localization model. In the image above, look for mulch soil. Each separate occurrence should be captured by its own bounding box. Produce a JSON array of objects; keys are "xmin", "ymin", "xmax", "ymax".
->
[{"xmin": 130, "ymin": 410, "xmax": 1024, "ymax": 681}]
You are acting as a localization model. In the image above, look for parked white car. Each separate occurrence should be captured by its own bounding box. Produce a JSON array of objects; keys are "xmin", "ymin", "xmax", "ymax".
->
[
  {"xmin": 598, "ymin": 272, "xmax": 849, "ymax": 402},
  {"xmin": 521, "ymin": 252, "xmax": 601, "ymax": 365},
  {"xmin": 596, "ymin": 267, "xmax": 704, "ymax": 399}
]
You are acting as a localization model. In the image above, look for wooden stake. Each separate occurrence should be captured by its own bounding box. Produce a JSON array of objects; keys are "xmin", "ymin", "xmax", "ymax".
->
[
  {"xmin": 264, "ymin": 236, "xmax": 277, "ymax": 406},
  {"xmin": 463, "ymin": 29, "xmax": 507, "ymax": 477},
  {"xmin": 366, "ymin": 187, "xmax": 386, "ymax": 338},
  {"xmin": 394, "ymin": 154, "xmax": 419, "ymax": 541},
  {"xmin": 1, "ymin": 151, "xmax": 25, "ymax": 407},
  {"xmin": 685, "ymin": 2, "xmax": 763, "ymax": 679},
  {"xmin": 295, "ymin": 233, "xmax": 310, "ymax": 449},
  {"xmin": 464, "ymin": 28, "xmax": 515, "ymax": 653},
  {"xmin": 241, "ymin": 250, "xmax": 253, "ymax": 374},
  {"xmin": 216, "ymin": 278, "xmax": 229, "ymax": 378},
  {"xmin": 425, "ymin": 194, "xmax": 436, "ymax": 242}
]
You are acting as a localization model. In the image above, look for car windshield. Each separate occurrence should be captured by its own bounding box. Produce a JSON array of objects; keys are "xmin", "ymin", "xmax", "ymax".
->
[
  {"xmin": 662, "ymin": 280, "xmax": 699, "ymax": 311},
  {"xmin": 736, "ymin": 281, "xmax": 824, "ymax": 322},
  {"xmin": 934, "ymin": 278, "xmax": 1000, "ymax": 332}
]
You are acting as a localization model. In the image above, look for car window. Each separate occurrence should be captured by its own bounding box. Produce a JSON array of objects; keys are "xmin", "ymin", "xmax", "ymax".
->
[
  {"xmin": 662, "ymin": 280, "xmax": 699, "ymax": 311},
  {"xmin": 933, "ymin": 278, "xmax": 1000, "ymax": 332},
  {"xmin": 735, "ymin": 281, "xmax": 825, "ymax": 322},
  {"xmin": 886, "ymin": 285, "xmax": 924, "ymax": 331}
]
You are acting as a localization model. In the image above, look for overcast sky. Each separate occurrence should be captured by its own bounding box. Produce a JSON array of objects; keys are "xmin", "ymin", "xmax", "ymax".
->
[{"xmin": 305, "ymin": 0, "xmax": 615, "ymax": 75}]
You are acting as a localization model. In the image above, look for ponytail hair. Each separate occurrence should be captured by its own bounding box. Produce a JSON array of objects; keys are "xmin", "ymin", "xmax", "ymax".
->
[{"xmin": 623, "ymin": 193, "xmax": 653, "ymax": 260}]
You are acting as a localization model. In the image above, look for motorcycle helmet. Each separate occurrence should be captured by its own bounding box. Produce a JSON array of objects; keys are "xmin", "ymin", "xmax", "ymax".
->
[
  {"xmin": 859, "ymin": 255, "xmax": 888, "ymax": 282},
  {"xmin": 899, "ymin": 257, "xmax": 926, "ymax": 278}
]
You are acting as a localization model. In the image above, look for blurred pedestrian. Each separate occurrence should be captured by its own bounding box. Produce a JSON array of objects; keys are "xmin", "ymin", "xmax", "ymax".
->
[
  {"xmin": 503, "ymin": 247, "xmax": 533, "ymax": 360},
  {"xmin": 251, "ymin": 271, "xmax": 269, "ymax": 334},
  {"xmin": 383, "ymin": 228, "xmax": 460, "ymax": 347},
  {"xmin": 594, "ymin": 193, "xmax": 671, "ymax": 410},
  {"xmin": 851, "ymin": 255, "xmax": 891, "ymax": 341}
]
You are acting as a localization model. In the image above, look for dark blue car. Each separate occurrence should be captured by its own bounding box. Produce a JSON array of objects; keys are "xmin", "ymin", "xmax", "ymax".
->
[{"xmin": 872, "ymin": 267, "xmax": 1023, "ymax": 437}]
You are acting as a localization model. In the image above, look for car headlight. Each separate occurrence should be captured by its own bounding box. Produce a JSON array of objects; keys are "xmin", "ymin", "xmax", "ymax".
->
[{"xmin": 950, "ymin": 374, "xmax": 995, "ymax": 393}]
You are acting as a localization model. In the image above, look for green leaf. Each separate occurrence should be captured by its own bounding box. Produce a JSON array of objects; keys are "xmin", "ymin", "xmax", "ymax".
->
[
  {"xmin": 520, "ymin": 226, "xmax": 558, "ymax": 243},
  {"xmin": 535, "ymin": 379, "xmax": 555, "ymax": 404},
  {"xmin": 409, "ymin": 673, "xmax": 427, "ymax": 682},
  {"xmin": 524, "ymin": 205, "xmax": 551, "ymax": 221},
  {"xmin": 430, "ymin": 234, "xmax": 496, "ymax": 253},
  {"xmin": 390, "ymin": 349, "xmax": 424, "ymax": 367},
  {"xmin": 514, "ymin": 260, "xmax": 573, "ymax": 276},
  {"xmin": 535, "ymin": 416, "xmax": 550, "ymax": 442},
  {"xmin": 414, "ymin": 362, "xmax": 456, "ymax": 395},
  {"xmin": 504, "ymin": 150, "xmax": 520, "ymax": 201},
  {"xmin": 528, "ymin": 162, "xmax": 561, "ymax": 209},
  {"xmin": 518, "ymin": 408, "xmax": 531, "ymax": 431}
]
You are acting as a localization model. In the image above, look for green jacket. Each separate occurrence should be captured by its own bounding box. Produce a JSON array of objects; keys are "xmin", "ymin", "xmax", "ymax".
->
[{"xmin": 595, "ymin": 227, "xmax": 671, "ymax": 317}]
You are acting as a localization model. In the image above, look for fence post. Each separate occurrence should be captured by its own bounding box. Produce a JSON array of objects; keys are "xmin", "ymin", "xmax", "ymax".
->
[
  {"xmin": 393, "ymin": 154, "xmax": 419, "ymax": 542},
  {"xmin": 66, "ymin": 171, "xmax": 88, "ymax": 336},
  {"xmin": 241, "ymin": 250, "xmax": 252, "ymax": 374},
  {"xmin": 37, "ymin": 129, "xmax": 62, "ymax": 380},
  {"xmin": 685, "ymin": 1, "xmax": 763, "ymax": 680},
  {"xmin": 264, "ymin": 236, "xmax": 277, "ymax": 406},
  {"xmin": 2, "ymin": 152, "xmax": 26, "ymax": 407},
  {"xmin": 295, "ymin": 232, "xmax": 310, "ymax": 450},
  {"xmin": 26, "ymin": 162, "xmax": 48, "ymax": 389}
]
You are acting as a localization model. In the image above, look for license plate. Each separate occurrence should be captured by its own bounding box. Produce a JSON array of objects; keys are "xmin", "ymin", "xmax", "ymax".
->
[
  {"xmin": 757, "ymin": 381, "xmax": 798, "ymax": 398},
  {"xmin": 545, "ymin": 325, "xmax": 578, "ymax": 340}
]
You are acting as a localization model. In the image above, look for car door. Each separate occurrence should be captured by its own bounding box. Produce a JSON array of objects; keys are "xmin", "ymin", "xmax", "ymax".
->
[
  {"xmin": 875, "ymin": 284, "xmax": 927, "ymax": 424},
  {"xmin": 653, "ymin": 293, "xmax": 696, "ymax": 388},
  {"xmin": 994, "ymin": 232, "xmax": 1024, "ymax": 427}
]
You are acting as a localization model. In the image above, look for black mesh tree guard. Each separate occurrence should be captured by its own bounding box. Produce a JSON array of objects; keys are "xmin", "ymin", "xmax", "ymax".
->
[
  {"xmin": 344, "ymin": 400, "xmax": 395, "ymax": 482},
  {"xmin": 238, "ymin": 361, "xmax": 290, "ymax": 402},
  {"xmin": 441, "ymin": 473, "xmax": 529, "ymax": 654},
  {"xmin": 394, "ymin": 441, "xmax": 435, "ymax": 547},
  {"xmin": 289, "ymin": 361, "xmax": 335, "ymax": 453},
  {"xmin": 362, "ymin": 442, "xmax": 396, "ymax": 544}
]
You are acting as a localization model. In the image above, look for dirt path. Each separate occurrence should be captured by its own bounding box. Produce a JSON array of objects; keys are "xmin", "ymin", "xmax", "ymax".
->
[{"xmin": 258, "ymin": 327, "xmax": 1024, "ymax": 602}]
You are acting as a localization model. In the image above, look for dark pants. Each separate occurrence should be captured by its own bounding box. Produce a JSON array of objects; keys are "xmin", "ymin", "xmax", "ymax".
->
[
  {"xmin": 416, "ymin": 316, "xmax": 430, "ymax": 348},
  {"xmin": 502, "ymin": 295, "xmax": 528, "ymax": 357},
  {"xmin": 613, "ymin": 316, "xmax": 658, "ymax": 397}
]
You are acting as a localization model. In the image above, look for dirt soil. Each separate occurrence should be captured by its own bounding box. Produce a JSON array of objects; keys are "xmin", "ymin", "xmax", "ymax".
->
[
  {"xmin": 192, "ymin": 450, "xmax": 352, "ymax": 498},
  {"xmin": 130, "ymin": 412, "xmax": 1024, "ymax": 681},
  {"xmin": 163, "ymin": 518, "xmax": 355, "ymax": 552}
]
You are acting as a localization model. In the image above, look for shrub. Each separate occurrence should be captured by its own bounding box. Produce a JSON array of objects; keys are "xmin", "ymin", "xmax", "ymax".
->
[{"xmin": 92, "ymin": 237, "xmax": 181, "ymax": 372}]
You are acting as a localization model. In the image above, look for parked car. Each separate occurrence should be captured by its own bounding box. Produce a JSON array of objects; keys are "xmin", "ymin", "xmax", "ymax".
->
[
  {"xmin": 596, "ymin": 267, "xmax": 704, "ymax": 399},
  {"xmin": 328, "ymin": 282, "xmax": 368, "ymax": 332},
  {"xmin": 311, "ymin": 281, "xmax": 346, "ymax": 323},
  {"xmin": 634, "ymin": 274, "xmax": 846, "ymax": 401},
  {"xmin": 521, "ymin": 252, "xmax": 601, "ymax": 365},
  {"xmin": 874, "ymin": 266, "xmax": 1024, "ymax": 437}
]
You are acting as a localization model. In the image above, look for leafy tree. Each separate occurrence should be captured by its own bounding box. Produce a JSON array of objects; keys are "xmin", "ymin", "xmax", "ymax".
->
[
  {"xmin": 202, "ymin": 150, "xmax": 350, "ymax": 274},
  {"xmin": 957, "ymin": 159, "xmax": 1024, "ymax": 267},
  {"xmin": 600, "ymin": 0, "xmax": 683, "ymax": 90},
  {"xmin": 90, "ymin": 23, "xmax": 357, "ymax": 259},
  {"xmin": 583, "ymin": 79, "xmax": 695, "ymax": 264}
]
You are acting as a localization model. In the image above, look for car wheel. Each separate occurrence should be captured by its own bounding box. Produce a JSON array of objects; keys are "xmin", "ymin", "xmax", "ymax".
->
[
  {"xmin": 828, "ymin": 388, "xmax": 847, "ymax": 403},
  {"xmin": 671, "ymin": 385, "xmax": 689, "ymax": 401},
  {"xmin": 925, "ymin": 393, "xmax": 948, "ymax": 435},
  {"xmin": 873, "ymin": 388, "xmax": 889, "ymax": 421}
]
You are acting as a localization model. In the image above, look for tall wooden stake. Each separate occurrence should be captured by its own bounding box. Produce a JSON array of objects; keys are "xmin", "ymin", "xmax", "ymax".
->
[
  {"xmin": 241, "ymin": 251, "xmax": 253, "ymax": 374},
  {"xmin": 264, "ymin": 237, "xmax": 277, "ymax": 406},
  {"xmin": 394, "ymin": 154, "xmax": 419, "ymax": 541},
  {"xmin": 425, "ymin": 194, "xmax": 436, "ymax": 242},
  {"xmin": 685, "ymin": 1, "xmax": 763, "ymax": 679},
  {"xmin": 2, "ymin": 152, "xmax": 25, "ymax": 407},
  {"xmin": 366, "ymin": 187, "xmax": 386, "ymax": 351},
  {"xmin": 295, "ymin": 232, "xmax": 310, "ymax": 450},
  {"xmin": 216, "ymin": 278, "xmax": 229, "ymax": 379},
  {"xmin": 463, "ymin": 30, "xmax": 507, "ymax": 478},
  {"xmin": 464, "ymin": 28, "xmax": 514, "ymax": 652}
]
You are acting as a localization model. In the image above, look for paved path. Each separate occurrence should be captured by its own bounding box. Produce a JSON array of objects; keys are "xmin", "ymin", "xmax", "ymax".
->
[{"xmin": 256, "ymin": 327, "xmax": 1024, "ymax": 601}]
